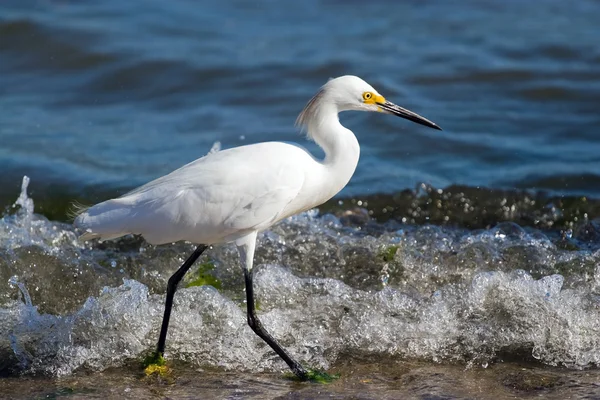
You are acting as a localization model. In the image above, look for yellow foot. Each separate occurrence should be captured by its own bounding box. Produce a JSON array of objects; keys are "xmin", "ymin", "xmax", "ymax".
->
[
  {"xmin": 144, "ymin": 363, "xmax": 171, "ymax": 377},
  {"xmin": 142, "ymin": 352, "xmax": 171, "ymax": 378}
]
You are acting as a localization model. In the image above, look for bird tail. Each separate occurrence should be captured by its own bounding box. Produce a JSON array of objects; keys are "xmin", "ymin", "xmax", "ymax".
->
[
  {"xmin": 67, "ymin": 201, "xmax": 90, "ymax": 221},
  {"xmin": 72, "ymin": 198, "xmax": 133, "ymax": 242}
]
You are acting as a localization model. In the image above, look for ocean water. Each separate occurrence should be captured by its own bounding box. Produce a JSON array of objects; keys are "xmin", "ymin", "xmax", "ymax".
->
[
  {"xmin": 1, "ymin": 0, "xmax": 599, "ymax": 200},
  {"xmin": 2, "ymin": 177, "xmax": 600, "ymax": 397},
  {"xmin": 1, "ymin": 1, "xmax": 600, "ymax": 398}
]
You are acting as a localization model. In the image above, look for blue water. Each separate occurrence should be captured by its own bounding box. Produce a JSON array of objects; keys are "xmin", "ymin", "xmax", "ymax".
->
[
  {"xmin": 1, "ymin": 0, "xmax": 599, "ymax": 198},
  {"xmin": 2, "ymin": 4, "xmax": 600, "ymax": 396}
]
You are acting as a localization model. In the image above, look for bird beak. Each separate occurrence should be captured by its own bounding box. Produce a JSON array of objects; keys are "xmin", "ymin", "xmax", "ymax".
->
[{"xmin": 377, "ymin": 100, "xmax": 442, "ymax": 130}]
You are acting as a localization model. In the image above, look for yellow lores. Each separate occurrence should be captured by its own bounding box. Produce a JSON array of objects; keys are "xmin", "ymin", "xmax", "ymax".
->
[{"xmin": 362, "ymin": 91, "xmax": 386, "ymax": 111}]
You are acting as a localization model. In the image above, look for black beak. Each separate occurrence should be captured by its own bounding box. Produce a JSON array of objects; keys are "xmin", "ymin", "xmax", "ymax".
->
[{"xmin": 378, "ymin": 101, "xmax": 442, "ymax": 130}]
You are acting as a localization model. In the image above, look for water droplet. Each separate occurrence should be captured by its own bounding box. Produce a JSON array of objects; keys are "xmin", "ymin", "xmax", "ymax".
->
[{"xmin": 207, "ymin": 141, "xmax": 221, "ymax": 154}]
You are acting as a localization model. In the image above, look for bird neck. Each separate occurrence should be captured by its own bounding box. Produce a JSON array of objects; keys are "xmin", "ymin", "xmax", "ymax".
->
[{"xmin": 306, "ymin": 104, "xmax": 360, "ymax": 195}]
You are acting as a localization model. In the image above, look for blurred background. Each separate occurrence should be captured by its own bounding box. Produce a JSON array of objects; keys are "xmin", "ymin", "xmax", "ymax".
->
[{"xmin": 1, "ymin": 0, "xmax": 599, "ymax": 213}]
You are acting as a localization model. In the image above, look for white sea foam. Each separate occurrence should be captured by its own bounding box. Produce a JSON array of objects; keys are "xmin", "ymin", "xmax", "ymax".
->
[{"xmin": 1, "ymin": 177, "xmax": 599, "ymax": 376}]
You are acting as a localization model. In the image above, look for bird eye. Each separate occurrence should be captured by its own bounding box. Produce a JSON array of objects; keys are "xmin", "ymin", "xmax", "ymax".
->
[{"xmin": 363, "ymin": 92, "xmax": 373, "ymax": 101}]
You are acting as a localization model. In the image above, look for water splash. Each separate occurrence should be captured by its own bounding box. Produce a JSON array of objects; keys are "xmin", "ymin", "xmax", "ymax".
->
[
  {"xmin": 8, "ymin": 275, "xmax": 32, "ymax": 307},
  {"xmin": 14, "ymin": 176, "xmax": 34, "ymax": 223},
  {"xmin": 0, "ymin": 176, "xmax": 81, "ymax": 252},
  {"xmin": 207, "ymin": 141, "xmax": 221, "ymax": 155},
  {"xmin": 0, "ymin": 177, "xmax": 599, "ymax": 376}
]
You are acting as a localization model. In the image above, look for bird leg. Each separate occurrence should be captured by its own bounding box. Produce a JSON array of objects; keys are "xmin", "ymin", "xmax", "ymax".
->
[
  {"xmin": 154, "ymin": 238, "xmax": 308, "ymax": 380},
  {"xmin": 244, "ymin": 266, "xmax": 309, "ymax": 380},
  {"xmin": 237, "ymin": 234, "xmax": 309, "ymax": 379},
  {"xmin": 156, "ymin": 244, "xmax": 208, "ymax": 357}
]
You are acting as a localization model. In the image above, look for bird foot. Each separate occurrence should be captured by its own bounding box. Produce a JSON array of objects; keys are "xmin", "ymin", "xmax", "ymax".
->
[
  {"xmin": 144, "ymin": 363, "xmax": 171, "ymax": 378},
  {"xmin": 142, "ymin": 352, "xmax": 171, "ymax": 378},
  {"xmin": 306, "ymin": 369, "xmax": 340, "ymax": 383},
  {"xmin": 285, "ymin": 368, "xmax": 340, "ymax": 383}
]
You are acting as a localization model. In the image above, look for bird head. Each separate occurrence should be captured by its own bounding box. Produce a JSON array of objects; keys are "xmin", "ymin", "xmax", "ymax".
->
[{"xmin": 298, "ymin": 75, "xmax": 441, "ymax": 131}]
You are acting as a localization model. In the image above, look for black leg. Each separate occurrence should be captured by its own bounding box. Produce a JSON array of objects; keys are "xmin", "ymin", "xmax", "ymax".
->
[
  {"xmin": 156, "ymin": 244, "xmax": 208, "ymax": 356},
  {"xmin": 244, "ymin": 268, "xmax": 309, "ymax": 380}
]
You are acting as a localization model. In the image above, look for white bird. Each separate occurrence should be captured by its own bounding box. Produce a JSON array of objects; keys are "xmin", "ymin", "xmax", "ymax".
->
[{"xmin": 74, "ymin": 75, "xmax": 441, "ymax": 380}]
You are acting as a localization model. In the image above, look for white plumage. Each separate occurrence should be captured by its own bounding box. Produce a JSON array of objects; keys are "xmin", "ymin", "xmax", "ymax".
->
[
  {"xmin": 72, "ymin": 75, "xmax": 440, "ymax": 379},
  {"xmin": 77, "ymin": 142, "xmax": 317, "ymax": 244},
  {"xmin": 75, "ymin": 76, "xmax": 439, "ymax": 247}
]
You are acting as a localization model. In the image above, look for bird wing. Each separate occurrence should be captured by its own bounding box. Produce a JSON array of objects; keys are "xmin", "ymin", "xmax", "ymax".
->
[{"xmin": 76, "ymin": 142, "xmax": 308, "ymax": 244}]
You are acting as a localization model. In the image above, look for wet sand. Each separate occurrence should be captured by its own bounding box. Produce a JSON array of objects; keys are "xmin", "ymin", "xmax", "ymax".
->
[{"xmin": 2, "ymin": 359, "xmax": 599, "ymax": 400}]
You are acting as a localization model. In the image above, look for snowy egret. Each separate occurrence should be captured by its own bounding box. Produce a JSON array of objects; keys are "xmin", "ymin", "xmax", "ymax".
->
[{"xmin": 74, "ymin": 75, "xmax": 441, "ymax": 380}]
